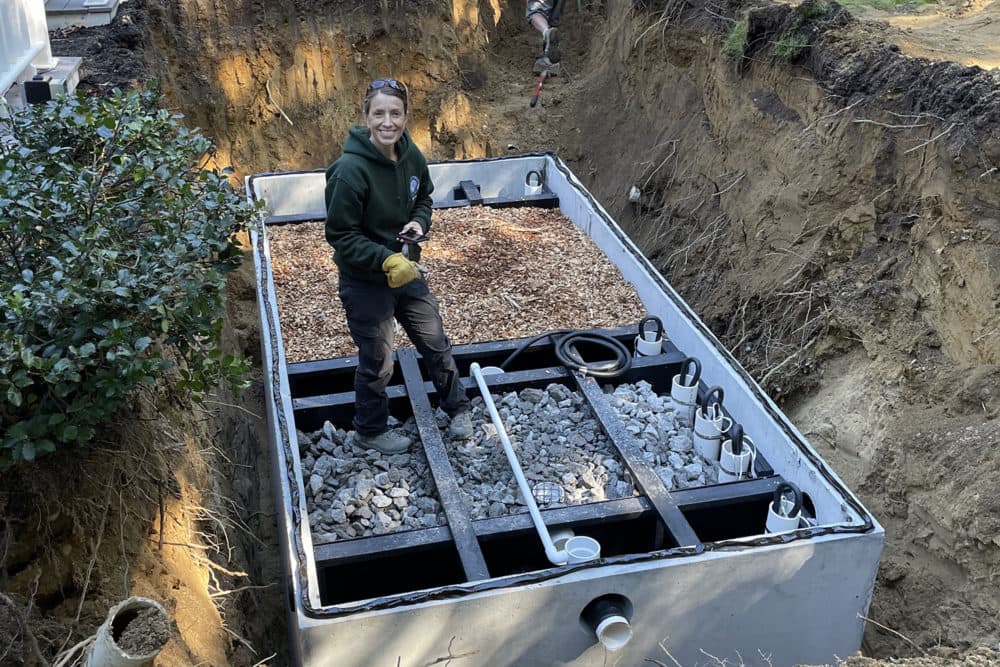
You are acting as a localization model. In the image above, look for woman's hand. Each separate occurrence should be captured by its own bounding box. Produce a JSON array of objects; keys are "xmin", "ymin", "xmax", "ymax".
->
[{"xmin": 401, "ymin": 220, "xmax": 425, "ymax": 237}]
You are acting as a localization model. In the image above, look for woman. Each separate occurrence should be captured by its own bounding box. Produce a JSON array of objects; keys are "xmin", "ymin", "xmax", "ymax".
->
[{"xmin": 325, "ymin": 78, "xmax": 472, "ymax": 455}]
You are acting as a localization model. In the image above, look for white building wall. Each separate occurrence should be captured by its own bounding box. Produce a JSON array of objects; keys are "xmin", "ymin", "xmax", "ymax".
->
[{"xmin": 1, "ymin": 0, "xmax": 56, "ymax": 110}]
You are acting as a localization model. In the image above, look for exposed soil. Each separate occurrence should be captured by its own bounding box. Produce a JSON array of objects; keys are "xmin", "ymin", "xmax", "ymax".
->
[
  {"xmin": 115, "ymin": 605, "xmax": 172, "ymax": 655},
  {"xmin": 5, "ymin": 0, "xmax": 998, "ymax": 664}
]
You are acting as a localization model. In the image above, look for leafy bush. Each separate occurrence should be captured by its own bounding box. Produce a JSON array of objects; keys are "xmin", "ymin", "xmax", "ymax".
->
[
  {"xmin": 0, "ymin": 89, "xmax": 259, "ymax": 465},
  {"xmin": 722, "ymin": 19, "xmax": 749, "ymax": 60}
]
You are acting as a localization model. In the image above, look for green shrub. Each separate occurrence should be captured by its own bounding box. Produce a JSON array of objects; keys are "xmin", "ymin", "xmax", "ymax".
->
[
  {"xmin": 774, "ymin": 31, "xmax": 810, "ymax": 60},
  {"xmin": 0, "ymin": 89, "xmax": 259, "ymax": 465},
  {"xmin": 723, "ymin": 19, "xmax": 749, "ymax": 60},
  {"xmin": 802, "ymin": 0, "xmax": 832, "ymax": 18}
]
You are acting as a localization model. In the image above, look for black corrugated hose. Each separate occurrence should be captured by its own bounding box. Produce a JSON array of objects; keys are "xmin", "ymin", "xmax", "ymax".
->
[{"xmin": 499, "ymin": 329, "xmax": 633, "ymax": 379}]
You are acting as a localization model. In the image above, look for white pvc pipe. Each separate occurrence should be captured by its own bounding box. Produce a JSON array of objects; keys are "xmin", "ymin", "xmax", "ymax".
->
[
  {"xmin": 766, "ymin": 498, "xmax": 802, "ymax": 533},
  {"xmin": 87, "ymin": 597, "xmax": 169, "ymax": 667},
  {"xmin": 718, "ymin": 435, "xmax": 754, "ymax": 483},
  {"xmin": 595, "ymin": 615, "xmax": 633, "ymax": 651},
  {"xmin": 469, "ymin": 362, "xmax": 600, "ymax": 566},
  {"xmin": 671, "ymin": 375, "xmax": 698, "ymax": 425},
  {"xmin": 693, "ymin": 405, "xmax": 730, "ymax": 462}
]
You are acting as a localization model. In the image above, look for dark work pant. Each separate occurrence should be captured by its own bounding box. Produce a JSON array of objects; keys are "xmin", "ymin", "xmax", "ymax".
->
[{"xmin": 338, "ymin": 273, "xmax": 470, "ymax": 436}]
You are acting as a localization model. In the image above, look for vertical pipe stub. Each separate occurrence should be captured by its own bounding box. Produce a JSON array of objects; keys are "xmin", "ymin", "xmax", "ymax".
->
[
  {"xmin": 86, "ymin": 596, "xmax": 170, "ymax": 667},
  {"xmin": 694, "ymin": 385, "xmax": 728, "ymax": 461},
  {"xmin": 635, "ymin": 315, "xmax": 665, "ymax": 357},
  {"xmin": 671, "ymin": 356, "xmax": 702, "ymax": 425},
  {"xmin": 581, "ymin": 595, "xmax": 634, "ymax": 652},
  {"xmin": 766, "ymin": 481, "xmax": 804, "ymax": 533}
]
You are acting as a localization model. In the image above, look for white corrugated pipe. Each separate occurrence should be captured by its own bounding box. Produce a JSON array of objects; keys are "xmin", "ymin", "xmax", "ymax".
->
[
  {"xmin": 86, "ymin": 597, "xmax": 169, "ymax": 667},
  {"xmin": 470, "ymin": 363, "xmax": 601, "ymax": 566}
]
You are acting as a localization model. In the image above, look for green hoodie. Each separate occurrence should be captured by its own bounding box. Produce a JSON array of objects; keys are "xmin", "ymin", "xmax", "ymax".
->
[{"xmin": 325, "ymin": 126, "xmax": 434, "ymax": 283}]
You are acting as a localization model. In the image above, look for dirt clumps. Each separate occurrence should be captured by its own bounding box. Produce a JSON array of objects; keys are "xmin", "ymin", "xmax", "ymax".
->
[
  {"xmin": 49, "ymin": 0, "xmax": 151, "ymax": 91},
  {"xmin": 115, "ymin": 604, "xmax": 172, "ymax": 655}
]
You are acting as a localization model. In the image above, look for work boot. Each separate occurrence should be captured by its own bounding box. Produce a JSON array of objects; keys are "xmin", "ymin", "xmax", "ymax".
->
[
  {"xmin": 542, "ymin": 27, "xmax": 560, "ymax": 63},
  {"xmin": 448, "ymin": 411, "xmax": 474, "ymax": 439},
  {"xmin": 354, "ymin": 429, "xmax": 413, "ymax": 455}
]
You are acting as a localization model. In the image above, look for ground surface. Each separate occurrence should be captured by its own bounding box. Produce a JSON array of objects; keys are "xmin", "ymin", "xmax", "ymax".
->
[{"xmin": 3, "ymin": 0, "xmax": 1000, "ymax": 664}]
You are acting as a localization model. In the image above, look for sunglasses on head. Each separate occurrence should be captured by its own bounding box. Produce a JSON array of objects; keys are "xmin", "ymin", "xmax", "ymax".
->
[{"xmin": 368, "ymin": 78, "xmax": 405, "ymax": 94}]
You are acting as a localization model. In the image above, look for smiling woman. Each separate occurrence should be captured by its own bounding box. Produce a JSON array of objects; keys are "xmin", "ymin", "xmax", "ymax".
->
[{"xmin": 323, "ymin": 77, "xmax": 474, "ymax": 456}]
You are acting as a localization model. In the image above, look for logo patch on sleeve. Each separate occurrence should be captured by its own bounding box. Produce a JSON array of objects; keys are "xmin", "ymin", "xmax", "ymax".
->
[{"xmin": 409, "ymin": 176, "xmax": 419, "ymax": 199}]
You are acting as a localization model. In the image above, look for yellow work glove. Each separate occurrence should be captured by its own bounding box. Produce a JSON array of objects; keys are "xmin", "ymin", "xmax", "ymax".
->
[{"xmin": 382, "ymin": 252, "xmax": 421, "ymax": 288}]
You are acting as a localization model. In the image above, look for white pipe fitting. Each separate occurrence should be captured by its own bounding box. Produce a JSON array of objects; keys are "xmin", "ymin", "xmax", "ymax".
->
[
  {"xmin": 470, "ymin": 363, "xmax": 601, "ymax": 566},
  {"xmin": 634, "ymin": 316, "xmax": 665, "ymax": 357},
  {"xmin": 595, "ymin": 614, "xmax": 633, "ymax": 651},
  {"xmin": 670, "ymin": 357, "xmax": 702, "ymax": 426},
  {"xmin": 693, "ymin": 386, "xmax": 729, "ymax": 461},
  {"xmin": 86, "ymin": 597, "xmax": 169, "ymax": 667},
  {"xmin": 765, "ymin": 482, "xmax": 803, "ymax": 533},
  {"xmin": 581, "ymin": 595, "xmax": 634, "ymax": 652},
  {"xmin": 718, "ymin": 424, "xmax": 754, "ymax": 483}
]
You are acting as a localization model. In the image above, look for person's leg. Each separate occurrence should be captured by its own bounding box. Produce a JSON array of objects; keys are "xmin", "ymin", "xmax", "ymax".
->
[
  {"xmin": 338, "ymin": 275, "xmax": 396, "ymax": 436},
  {"xmin": 527, "ymin": 0, "xmax": 560, "ymax": 69},
  {"xmin": 394, "ymin": 280, "xmax": 470, "ymax": 419}
]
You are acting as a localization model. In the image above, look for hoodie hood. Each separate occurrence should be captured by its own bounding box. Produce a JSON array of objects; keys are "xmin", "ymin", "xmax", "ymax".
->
[{"xmin": 343, "ymin": 125, "xmax": 413, "ymax": 164}]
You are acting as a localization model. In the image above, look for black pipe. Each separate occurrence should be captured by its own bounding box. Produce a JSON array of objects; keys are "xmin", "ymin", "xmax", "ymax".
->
[
  {"xmin": 728, "ymin": 422, "xmax": 744, "ymax": 455},
  {"xmin": 699, "ymin": 385, "xmax": 724, "ymax": 414},
  {"xmin": 500, "ymin": 330, "xmax": 633, "ymax": 379},
  {"xmin": 678, "ymin": 356, "xmax": 702, "ymax": 387},
  {"xmin": 638, "ymin": 315, "xmax": 664, "ymax": 342}
]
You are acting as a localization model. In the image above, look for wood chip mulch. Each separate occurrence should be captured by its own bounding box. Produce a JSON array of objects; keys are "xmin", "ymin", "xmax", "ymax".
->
[{"xmin": 266, "ymin": 207, "xmax": 648, "ymax": 363}]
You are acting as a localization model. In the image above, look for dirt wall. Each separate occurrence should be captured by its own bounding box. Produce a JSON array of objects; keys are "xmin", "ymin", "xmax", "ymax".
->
[{"xmin": 564, "ymin": 0, "xmax": 1000, "ymax": 655}]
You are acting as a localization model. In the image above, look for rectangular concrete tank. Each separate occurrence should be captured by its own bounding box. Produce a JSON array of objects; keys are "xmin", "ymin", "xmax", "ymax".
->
[{"xmin": 247, "ymin": 154, "xmax": 883, "ymax": 667}]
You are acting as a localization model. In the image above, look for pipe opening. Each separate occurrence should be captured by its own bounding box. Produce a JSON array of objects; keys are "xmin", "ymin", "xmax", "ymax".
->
[{"xmin": 581, "ymin": 594, "xmax": 634, "ymax": 652}]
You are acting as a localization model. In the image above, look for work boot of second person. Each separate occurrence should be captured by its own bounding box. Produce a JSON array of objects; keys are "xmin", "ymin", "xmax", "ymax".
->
[
  {"xmin": 448, "ymin": 411, "xmax": 474, "ymax": 439},
  {"xmin": 355, "ymin": 429, "xmax": 412, "ymax": 455},
  {"xmin": 543, "ymin": 27, "xmax": 560, "ymax": 63}
]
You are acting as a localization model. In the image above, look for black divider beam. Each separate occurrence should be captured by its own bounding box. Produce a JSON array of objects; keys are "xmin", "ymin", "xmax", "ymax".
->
[
  {"xmin": 573, "ymin": 374, "xmax": 701, "ymax": 547},
  {"xmin": 397, "ymin": 348, "xmax": 490, "ymax": 582}
]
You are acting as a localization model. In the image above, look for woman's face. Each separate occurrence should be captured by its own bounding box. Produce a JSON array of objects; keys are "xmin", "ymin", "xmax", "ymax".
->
[{"xmin": 365, "ymin": 91, "xmax": 407, "ymax": 152}]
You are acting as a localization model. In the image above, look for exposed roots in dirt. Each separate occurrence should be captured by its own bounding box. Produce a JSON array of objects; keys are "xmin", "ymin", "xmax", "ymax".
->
[{"xmin": 0, "ymin": 365, "xmax": 277, "ymax": 666}]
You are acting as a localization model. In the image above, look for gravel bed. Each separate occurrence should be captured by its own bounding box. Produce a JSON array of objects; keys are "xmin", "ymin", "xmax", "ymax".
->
[
  {"xmin": 300, "ymin": 381, "xmax": 716, "ymax": 539},
  {"xmin": 444, "ymin": 383, "xmax": 637, "ymax": 520},
  {"xmin": 266, "ymin": 207, "xmax": 647, "ymax": 362},
  {"xmin": 603, "ymin": 380, "xmax": 720, "ymax": 489},
  {"xmin": 299, "ymin": 419, "xmax": 445, "ymax": 542}
]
